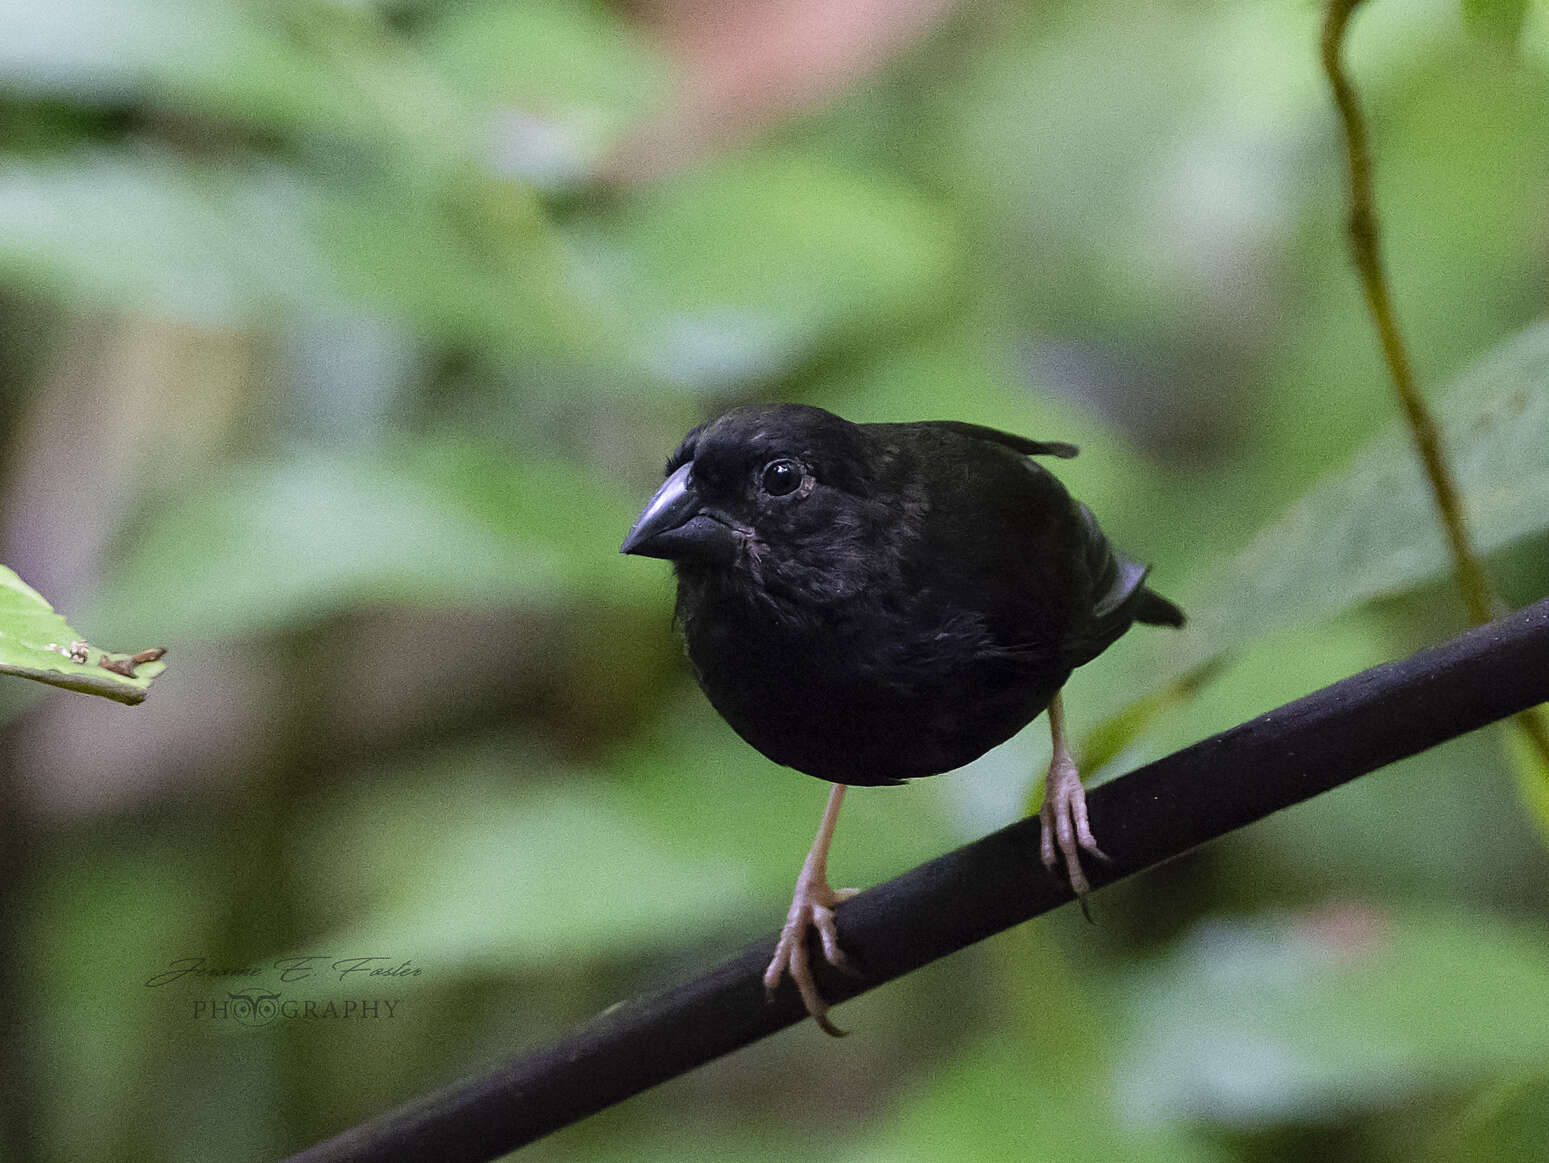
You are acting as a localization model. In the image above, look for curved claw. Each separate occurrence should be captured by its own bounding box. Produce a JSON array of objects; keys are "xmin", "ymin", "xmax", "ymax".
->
[
  {"xmin": 1040, "ymin": 755, "xmax": 1107, "ymax": 918},
  {"xmin": 764, "ymin": 880, "xmax": 860, "ymax": 1036}
]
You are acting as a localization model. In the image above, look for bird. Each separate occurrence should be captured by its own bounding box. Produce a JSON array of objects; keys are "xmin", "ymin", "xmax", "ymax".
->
[{"xmin": 621, "ymin": 403, "xmax": 1184, "ymax": 1034}]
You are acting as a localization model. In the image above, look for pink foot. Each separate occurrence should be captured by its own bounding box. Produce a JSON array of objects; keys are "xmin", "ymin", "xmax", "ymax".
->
[
  {"xmin": 1039, "ymin": 752, "xmax": 1108, "ymax": 915},
  {"xmin": 763, "ymin": 868, "xmax": 859, "ymax": 1037}
]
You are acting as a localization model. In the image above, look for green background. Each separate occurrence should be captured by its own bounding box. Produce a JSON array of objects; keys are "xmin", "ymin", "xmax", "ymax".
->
[{"xmin": 1, "ymin": 1, "xmax": 1548, "ymax": 1159}]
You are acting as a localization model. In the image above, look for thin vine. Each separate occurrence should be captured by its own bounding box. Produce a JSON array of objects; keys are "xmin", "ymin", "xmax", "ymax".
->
[{"xmin": 1320, "ymin": 0, "xmax": 1549, "ymax": 769}]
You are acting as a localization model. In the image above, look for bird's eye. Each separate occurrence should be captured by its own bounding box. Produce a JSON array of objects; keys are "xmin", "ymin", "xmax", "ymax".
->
[{"xmin": 760, "ymin": 458, "xmax": 803, "ymax": 497}]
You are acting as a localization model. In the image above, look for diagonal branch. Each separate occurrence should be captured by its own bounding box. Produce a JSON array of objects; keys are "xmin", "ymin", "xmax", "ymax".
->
[{"xmin": 289, "ymin": 596, "xmax": 1549, "ymax": 1163}]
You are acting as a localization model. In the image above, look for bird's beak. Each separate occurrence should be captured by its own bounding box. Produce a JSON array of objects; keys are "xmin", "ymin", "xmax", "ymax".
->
[{"xmin": 620, "ymin": 462, "xmax": 739, "ymax": 563}]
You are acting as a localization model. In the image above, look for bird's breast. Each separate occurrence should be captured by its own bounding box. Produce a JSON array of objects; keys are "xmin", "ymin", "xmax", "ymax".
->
[{"xmin": 677, "ymin": 581, "xmax": 1068, "ymax": 785}]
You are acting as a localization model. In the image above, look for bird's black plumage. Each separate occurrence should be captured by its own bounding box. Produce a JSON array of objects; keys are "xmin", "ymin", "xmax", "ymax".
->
[{"xmin": 623, "ymin": 403, "xmax": 1183, "ymax": 787}]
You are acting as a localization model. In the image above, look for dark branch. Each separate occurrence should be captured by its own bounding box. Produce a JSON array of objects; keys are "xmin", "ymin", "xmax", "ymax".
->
[{"xmin": 288, "ymin": 596, "xmax": 1549, "ymax": 1163}]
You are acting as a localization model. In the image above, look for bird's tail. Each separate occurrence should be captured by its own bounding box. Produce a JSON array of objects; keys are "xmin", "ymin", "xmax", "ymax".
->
[{"xmin": 1133, "ymin": 587, "xmax": 1186, "ymax": 628}]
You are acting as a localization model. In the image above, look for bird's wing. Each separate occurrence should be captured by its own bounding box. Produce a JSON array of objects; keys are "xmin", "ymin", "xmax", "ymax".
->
[
  {"xmin": 1063, "ymin": 501, "xmax": 1165, "ymax": 665},
  {"xmin": 916, "ymin": 421, "xmax": 1079, "ymax": 461},
  {"xmin": 881, "ymin": 420, "xmax": 1178, "ymax": 668},
  {"xmin": 1078, "ymin": 502, "xmax": 1151, "ymax": 620}
]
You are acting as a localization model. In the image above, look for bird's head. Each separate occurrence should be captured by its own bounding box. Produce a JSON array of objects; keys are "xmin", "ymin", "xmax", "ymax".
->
[{"xmin": 621, "ymin": 404, "xmax": 906, "ymax": 602}]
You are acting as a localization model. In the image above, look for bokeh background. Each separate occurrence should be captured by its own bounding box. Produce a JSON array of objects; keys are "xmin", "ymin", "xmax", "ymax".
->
[{"xmin": 2, "ymin": 0, "xmax": 1549, "ymax": 1159}]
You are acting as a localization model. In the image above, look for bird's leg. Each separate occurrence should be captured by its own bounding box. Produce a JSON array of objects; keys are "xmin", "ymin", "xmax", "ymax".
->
[
  {"xmin": 764, "ymin": 782, "xmax": 859, "ymax": 1036},
  {"xmin": 1039, "ymin": 690, "xmax": 1108, "ymax": 919}
]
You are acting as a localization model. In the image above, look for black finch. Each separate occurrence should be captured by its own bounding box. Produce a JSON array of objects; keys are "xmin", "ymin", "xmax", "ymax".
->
[{"xmin": 623, "ymin": 403, "xmax": 1183, "ymax": 1034}]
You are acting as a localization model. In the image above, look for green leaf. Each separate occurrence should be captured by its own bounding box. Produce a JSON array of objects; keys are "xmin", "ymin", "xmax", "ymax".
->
[
  {"xmin": 89, "ymin": 437, "xmax": 654, "ymax": 643},
  {"xmin": 296, "ymin": 742, "xmax": 756, "ymax": 975},
  {"xmin": 0, "ymin": 150, "xmax": 349, "ymax": 326},
  {"xmin": 0, "ymin": 0, "xmax": 469, "ymax": 158},
  {"xmin": 1507, "ymin": 706, "xmax": 1549, "ymax": 849},
  {"xmin": 32, "ymin": 829, "xmax": 227, "ymax": 1158},
  {"xmin": 1076, "ymin": 323, "xmax": 1549, "ymax": 729},
  {"xmin": 610, "ymin": 692, "xmax": 965, "ymax": 893},
  {"xmin": 867, "ymin": 1046, "xmax": 1228, "ymax": 1163},
  {"xmin": 1433, "ymin": 1075, "xmax": 1549, "ymax": 1163},
  {"xmin": 0, "ymin": 0, "xmax": 315, "ymax": 110},
  {"xmin": 859, "ymin": 921, "xmax": 1229, "ymax": 1163},
  {"xmin": 569, "ymin": 152, "xmax": 959, "ymax": 391},
  {"xmin": 1191, "ymin": 323, "xmax": 1549, "ymax": 667},
  {"xmin": 0, "ymin": 148, "xmax": 630, "ymax": 376},
  {"xmin": 1063, "ymin": 660, "xmax": 1223, "ymax": 789},
  {"xmin": 1462, "ymin": 0, "xmax": 1530, "ymax": 48},
  {"xmin": 0, "ymin": 564, "xmax": 165, "ymax": 704},
  {"xmin": 322, "ymin": 174, "xmax": 610, "ymax": 364},
  {"xmin": 419, "ymin": 0, "xmax": 669, "ymax": 187},
  {"xmin": 1112, "ymin": 908, "xmax": 1549, "ymax": 1126}
]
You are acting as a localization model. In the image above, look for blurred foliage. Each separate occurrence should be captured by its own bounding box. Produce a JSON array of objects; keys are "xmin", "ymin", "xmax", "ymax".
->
[
  {"xmin": 92, "ymin": 437, "xmax": 656, "ymax": 641},
  {"xmin": 1080, "ymin": 325, "xmax": 1549, "ymax": 728},
  {"xmin": 1509, "ymin": 707, "xmax": 1549, "ymax": 846},
  {"xmin": 1, "ymin": 0, "xmax": 1548, "ymax": 1161}
]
